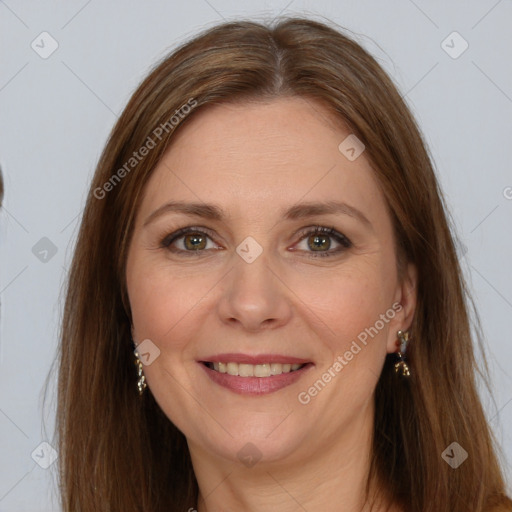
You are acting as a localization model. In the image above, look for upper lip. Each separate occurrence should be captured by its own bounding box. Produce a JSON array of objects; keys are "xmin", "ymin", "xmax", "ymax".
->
[{"xmin": 199, "ymin": 353, "xmax": 311, "ymax": 365}]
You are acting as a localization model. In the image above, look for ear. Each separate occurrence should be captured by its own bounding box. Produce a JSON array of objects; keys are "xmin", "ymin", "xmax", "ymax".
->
[{"xmin": 386, "ymin": 262, "xmax": 417, "ymax": 354}]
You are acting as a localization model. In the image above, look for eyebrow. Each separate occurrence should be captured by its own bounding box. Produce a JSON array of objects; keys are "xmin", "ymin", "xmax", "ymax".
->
[{"xmin": 143, "ymin": 200, "xmax": 372, "ymax": 228}]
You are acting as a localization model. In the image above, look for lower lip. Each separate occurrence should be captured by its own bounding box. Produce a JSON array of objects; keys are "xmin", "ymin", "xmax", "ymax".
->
[{"xmin": 199, "ymin": 362, "xmax": 313, "ymax": 395}]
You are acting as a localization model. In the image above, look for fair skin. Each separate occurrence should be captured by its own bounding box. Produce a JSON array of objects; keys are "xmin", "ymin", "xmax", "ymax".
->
[{"xmin": 126, "ymin": 97, "xmax": 416, "ymax": 512}]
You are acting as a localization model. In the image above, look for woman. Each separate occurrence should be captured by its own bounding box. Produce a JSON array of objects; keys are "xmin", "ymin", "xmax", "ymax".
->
[{"xmin": 56, "ymin": 17, "xmax": 512, "ymax": 511}]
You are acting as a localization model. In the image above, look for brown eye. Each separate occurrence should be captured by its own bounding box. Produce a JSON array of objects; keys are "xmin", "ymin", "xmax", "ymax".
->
[
  {"xmin": 183, "ymin": 232, "xmax": 207, "ymax": 250},
  {"xmin": 308, "ymin": 233, "xmax": 331, "ymax": 252},
  {"xmin": 160, "ymin": 227, "xmax": 221, "ymax": 256},
  {"xmin": 294, "ymin": 226, "xmax": 352, "ymax": 258}
]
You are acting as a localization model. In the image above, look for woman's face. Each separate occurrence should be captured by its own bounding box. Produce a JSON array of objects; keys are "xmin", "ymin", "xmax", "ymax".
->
[{"xmin": 126, "ymin": 97, "xmax": 416, "ymax": 466}]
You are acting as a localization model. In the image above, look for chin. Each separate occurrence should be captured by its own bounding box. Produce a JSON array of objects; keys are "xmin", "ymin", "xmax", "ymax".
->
[{"xmin": 198, "ymin": 418, "xmax": 311, "ymax": 467}]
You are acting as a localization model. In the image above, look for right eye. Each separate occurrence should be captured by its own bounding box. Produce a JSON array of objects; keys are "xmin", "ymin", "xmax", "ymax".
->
[{"xmin": 160, "ymin": 227, "xmax": 222, "ymax": 255}]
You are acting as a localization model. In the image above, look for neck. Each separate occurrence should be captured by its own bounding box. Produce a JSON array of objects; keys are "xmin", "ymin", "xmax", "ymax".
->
[{"xmin": 189, "ymin": 402, "xmax": 396, "ymax": 512}]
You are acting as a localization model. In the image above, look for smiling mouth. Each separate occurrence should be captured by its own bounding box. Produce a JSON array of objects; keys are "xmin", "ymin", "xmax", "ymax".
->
[{"xmin": 202, "ymin": 361, "xmax": 307, "ymax": 377}]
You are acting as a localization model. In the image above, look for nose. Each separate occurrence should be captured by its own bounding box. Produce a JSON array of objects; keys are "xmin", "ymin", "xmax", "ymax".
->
[{"xmin": 216, "ymin": 252, "xmax": 293, "ymax": 332}]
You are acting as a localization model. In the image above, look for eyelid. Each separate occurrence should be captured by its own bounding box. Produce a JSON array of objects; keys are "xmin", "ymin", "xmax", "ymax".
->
[{"xmin": 293, "ymin": 225, "xmax": 351, "ymax": 245}]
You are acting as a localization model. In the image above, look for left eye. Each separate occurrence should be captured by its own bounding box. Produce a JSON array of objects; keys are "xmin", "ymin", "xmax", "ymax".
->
[{"xmin": 293, "ymin": 226, "xmax": 352, "ymax": 257}]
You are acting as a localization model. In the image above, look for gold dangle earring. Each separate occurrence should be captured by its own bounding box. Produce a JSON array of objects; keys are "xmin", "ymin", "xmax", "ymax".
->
[
  {"xmin": 394, "ymin": 330, "xmax": 411, "ymax": 377},
  {"xmin": 134, "ymin": 349, "xmax": 147, "ymax": 395}
]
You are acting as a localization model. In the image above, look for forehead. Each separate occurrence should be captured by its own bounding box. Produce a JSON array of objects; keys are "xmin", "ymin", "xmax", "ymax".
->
[{"xmin": 138, "ymin": 97, "xmax": 388, "ymax": 226}]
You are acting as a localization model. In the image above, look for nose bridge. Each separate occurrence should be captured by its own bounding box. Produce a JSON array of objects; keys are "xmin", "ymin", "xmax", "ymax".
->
[
  {"xmin": 231, "ymin": 245, "xmax": 277, "ymax": 305},
  {"xmin": 216, "ymin": 242, "xmax": 292, "ymax": 330}
]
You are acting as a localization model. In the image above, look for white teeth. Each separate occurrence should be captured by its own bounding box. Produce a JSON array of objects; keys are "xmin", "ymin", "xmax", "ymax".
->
[
  {"xmin": 209, "ymin": 362, "xmax": 304, "ymax": 377},
  {"xmin": 254, "ymin": 364, "xmax": 271, "ymax": 377},
  {"xmin": 238, "ymin": 364, "xmax": 254, "ymax": 377},
  {"xmin": 270, "ymin": 363, "xmax": 282, "ymax": 375},
  {"xmin": 227, "ymin": 362, "xmax": 238, "ymax": 376}
]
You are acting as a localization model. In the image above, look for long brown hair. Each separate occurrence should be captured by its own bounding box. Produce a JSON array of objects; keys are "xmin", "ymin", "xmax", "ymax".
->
[{"xmin": 54, "ymin": 16, "xmax": 512, "ymax": 511}]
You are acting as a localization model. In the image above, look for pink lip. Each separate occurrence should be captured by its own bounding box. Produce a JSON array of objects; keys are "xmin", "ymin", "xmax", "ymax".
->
[
  {"xmin": 198, "ymin": 361, "xmax": 314, "ymax": 396},
  {"xmin": 199, "ymin": 353, "xmax": 311, "ymax": 365}
]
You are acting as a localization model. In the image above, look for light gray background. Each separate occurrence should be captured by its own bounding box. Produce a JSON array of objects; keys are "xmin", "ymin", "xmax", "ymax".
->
[{"xmin": 1, "ymin": 1, "xmax": 511, "ymax": 510}]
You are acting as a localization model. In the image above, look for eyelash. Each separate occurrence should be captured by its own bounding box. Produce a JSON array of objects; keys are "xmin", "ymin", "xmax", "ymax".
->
[{"xmin": 160, "ymin": 225, "xmax": 352, "ymax": 258}]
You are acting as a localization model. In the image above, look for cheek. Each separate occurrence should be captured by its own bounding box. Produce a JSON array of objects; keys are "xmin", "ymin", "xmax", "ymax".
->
[
  {"xmin": 127, "ymin": 257, "xmax": 220, "ymax": 348},
  {"xmin": 294, "ymin": 259, "xmax": 396, "ymax": 354},
  {"xmin": 293, "ymin": 264, "xmax": 395, "ymax": 418}
]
